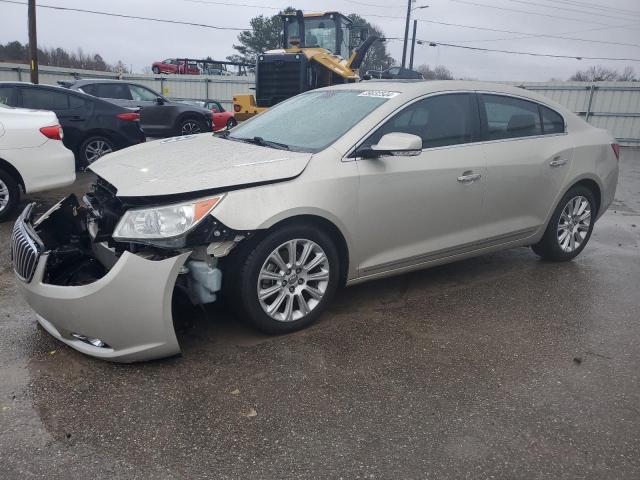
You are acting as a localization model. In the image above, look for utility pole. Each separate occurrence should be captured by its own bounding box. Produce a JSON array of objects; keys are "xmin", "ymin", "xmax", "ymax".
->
[
  {"xmin": 409, "ymin": 19, "xmax": 417, "ymax": 70},
  {"xmin": 28, "ymin": 0, "xmax": 38, "ymax": 84},
  {"xmin": 401, "ymin": 0, "xmax": 412, "ymax": 68}
]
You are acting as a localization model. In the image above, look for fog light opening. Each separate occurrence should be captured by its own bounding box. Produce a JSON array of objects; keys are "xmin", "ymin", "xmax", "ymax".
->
[{"xmin": 71, "ymin": 333, "xmax": 110, "ymax": 349}]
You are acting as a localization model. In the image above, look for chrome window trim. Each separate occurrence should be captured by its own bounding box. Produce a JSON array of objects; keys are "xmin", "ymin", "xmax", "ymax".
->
[{"xmin": 343, "ymin": 89, "xmax": 568, "ymax": 161}]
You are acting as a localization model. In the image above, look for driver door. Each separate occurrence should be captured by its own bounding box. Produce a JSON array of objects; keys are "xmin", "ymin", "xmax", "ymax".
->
[
  {"xmin": 354, "ymin": 93, "xmax": 487, "ymax": 278},
  {"xmin": 127, "ymin": 84, "xmax": 167, "ymax": 133}
]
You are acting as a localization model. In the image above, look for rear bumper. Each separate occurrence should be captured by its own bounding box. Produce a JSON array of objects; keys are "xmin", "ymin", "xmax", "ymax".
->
[
  {"xmin": 12, "ymin": 205, "xmax": 190, "ymax": 363},
  {"xmin": 21, "ymin": 140, "xmax": 76, "ymax": 193}
]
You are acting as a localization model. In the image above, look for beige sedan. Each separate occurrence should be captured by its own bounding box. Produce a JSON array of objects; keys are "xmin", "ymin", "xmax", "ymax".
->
[{"xmin": 12, "ymin": 81, "xmax": 619, "ymax": 361}]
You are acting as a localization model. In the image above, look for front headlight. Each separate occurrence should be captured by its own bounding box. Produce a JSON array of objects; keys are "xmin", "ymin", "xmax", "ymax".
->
[{"xmin": 112, "ymin": 195, "xmax": 224, "ymax": 241}]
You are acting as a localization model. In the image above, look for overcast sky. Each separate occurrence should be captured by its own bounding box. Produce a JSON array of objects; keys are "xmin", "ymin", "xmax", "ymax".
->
[{"xmin": 1, "ymin": 0, "xmax": 640, "ymax": 80}]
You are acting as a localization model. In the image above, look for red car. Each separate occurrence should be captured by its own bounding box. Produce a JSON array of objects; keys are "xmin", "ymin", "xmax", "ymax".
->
[
  {"xmin": 152, "ymin": 59, "xmax": 200, "ymax": 75},
  {"xmin": 178, "ymin": 99, "xmax": 237, "ymax": 131}
]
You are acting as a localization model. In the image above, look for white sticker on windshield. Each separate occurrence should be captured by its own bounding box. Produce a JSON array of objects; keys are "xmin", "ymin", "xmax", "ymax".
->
[{"xmin": 358, "ymin": 90, "xmax": 399, "ymax": 98}]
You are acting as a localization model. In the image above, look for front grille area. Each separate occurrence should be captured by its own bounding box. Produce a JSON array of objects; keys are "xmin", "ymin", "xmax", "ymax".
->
[{"xmin": 11, "ymin": 207, "xmax": 41, "ymax": 283}]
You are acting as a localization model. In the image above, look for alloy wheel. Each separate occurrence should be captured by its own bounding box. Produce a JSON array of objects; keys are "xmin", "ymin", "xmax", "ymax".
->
[
  {"xmin": 181, "ymin": 121, "xmax": 202, "ymax": 135},
  {"xmin": 0, "ymin": 178, "xmax": 9, "ymax": 212},
  {"xmin": 85, "ymin": 139, "xmax": 113, "ymax": 164},
  {"xmin": 557, "ymin": 195, "xmax": 591, "ymax": 253},
  {"xmin": 257, "ymin": 239, "xmax": 330, "ymax": 323}
]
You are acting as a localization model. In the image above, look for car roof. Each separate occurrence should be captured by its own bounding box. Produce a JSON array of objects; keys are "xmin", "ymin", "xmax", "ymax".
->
[{"xmin": 324, "ymin": 80, "xmax": 570, "ymax": 113}]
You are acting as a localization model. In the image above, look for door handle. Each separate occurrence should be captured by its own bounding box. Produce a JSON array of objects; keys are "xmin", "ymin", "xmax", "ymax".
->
[
  {"xmin": 549, "ymin": 156, "xmax": 567, "ymax": 167},
  {"xmin": 457, "ymin": 171, "xmax": 481, "ymax": 184},
  {"xmin": 68, "ymin": 116, "xmax": 85, "ymax": 121}
]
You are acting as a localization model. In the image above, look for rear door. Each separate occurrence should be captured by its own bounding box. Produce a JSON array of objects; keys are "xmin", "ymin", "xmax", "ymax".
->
[
  {"xmin": 354, "ymin": 92, "xmax": 486, "ymax": 277},
  {"xmin": 478, "ymin": 93, "xmax": 574, "ymax": 242}
]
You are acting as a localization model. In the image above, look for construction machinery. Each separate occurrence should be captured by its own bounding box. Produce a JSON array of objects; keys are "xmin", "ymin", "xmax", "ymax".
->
[{"xmin": 232, "ymin": 10, "xmax": 379, "ymax": 121}]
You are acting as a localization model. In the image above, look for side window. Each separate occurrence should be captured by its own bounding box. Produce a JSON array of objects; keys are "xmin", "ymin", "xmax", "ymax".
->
[
  {"xmin": 21, "ymin": 88, "xmax": 69, "ymax": 111},
  {"xmin": 69, "ymin": 95, "xmax": 88, "ymax": 110},
  {"xmin": 540, "ymin": 105, "xmax": 564, "ymax": 134},
  {"xmin": 94, "ymin": 83, "xmax": 132, "ymax": 100},
  {"xmin": 387, "ymin": 67, "xmax": 400, "ymax": 75},
  {"xmin": 481, "ymin": 94, "xmax": 542, "ymax": 140},
  {"xmin": 363, "ymin": 93, "xmax": 479, "ymax": 150},
  {"xmin": 129, "ymin": 84, "xmax": 159, "ymax": 102},
  {"xmin": 0, "ymin": 86, "xmax": 17, "ymax": 106}
]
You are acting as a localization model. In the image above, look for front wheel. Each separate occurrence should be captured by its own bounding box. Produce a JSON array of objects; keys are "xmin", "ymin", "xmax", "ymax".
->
[
  {"xmin": 152, "ymin": 66, "xmax": 160, "ymax": 74},
  {"xmin": 0, "ymin": 168, "xmax": 20, "ymax": 222},
  {"xmin": 226, "ymin": 118, "xmax": 237, "ymax": 130},
  {"xmin": 532, "ymin": 185, "xmax": 597, "ymax": 261},
  {"xmin": 229, "ymin": 224, "xmax": 340, "ymax": 334}
]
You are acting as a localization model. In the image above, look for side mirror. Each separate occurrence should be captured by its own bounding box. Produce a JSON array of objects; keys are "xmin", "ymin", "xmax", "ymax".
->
[
  {"xmin": 156, "ymin": 97, "xmax": 165, "ymax": 105},
  {"xmin": 365, "ymin": 132, "xmax": 422, "ymax": 157},
  {"xmin": 211, "ymin": 107, "xmax": 219, "ymax": 113}
]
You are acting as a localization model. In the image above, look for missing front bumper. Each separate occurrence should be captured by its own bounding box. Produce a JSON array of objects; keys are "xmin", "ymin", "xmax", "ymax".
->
[{"xmin": 12, "ymin": 201, "xmax": 191, "ymax": 363}]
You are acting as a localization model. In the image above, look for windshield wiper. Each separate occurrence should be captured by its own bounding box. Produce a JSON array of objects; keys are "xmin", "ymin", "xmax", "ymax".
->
[{"xmin": 232, "ymin": 136, "xmax": 290, "ymax": 150}]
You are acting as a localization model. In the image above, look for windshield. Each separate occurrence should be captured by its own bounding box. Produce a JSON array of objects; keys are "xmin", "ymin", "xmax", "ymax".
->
[
  {"xmin": 229, "ymin": 90, "xmax": 393, "ymax": 153},
  {"xmin": 286, "ymin": 17, "xmax": 338, "ymax": 53}
]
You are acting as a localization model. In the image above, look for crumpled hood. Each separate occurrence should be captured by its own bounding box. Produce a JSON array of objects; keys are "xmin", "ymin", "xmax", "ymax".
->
[{"xmin": 89, "ymin": 134, "xmax": 313, "ymax": 197}]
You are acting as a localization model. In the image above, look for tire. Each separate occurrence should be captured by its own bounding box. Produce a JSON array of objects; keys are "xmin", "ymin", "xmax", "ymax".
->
[
  {"xmin": 227, "ymin": 224, "xmax": 340, "ymax": 334},
  {"xmin": 177, "ymin": 117, "xmax": 205, "ymax": 136},
  {"xmin": 0, "ymin": 168, "xmax": 20, "ymax": 222},
  {"xmin": 532, "ymin": 185, "xmax": 597, "ymax": 262},
  {"xmin": 226, "ymin": 118, "xmax": 237, "ymax": 130},
  {"xmin": 152, "ymin": 66, "xmax": 160, "ymax": 74},
  {"xmin": 79, "ymin": 135, "xmax": 115, "ymax": 168}
]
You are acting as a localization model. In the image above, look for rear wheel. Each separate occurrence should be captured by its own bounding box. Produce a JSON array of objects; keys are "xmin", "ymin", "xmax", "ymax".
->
[
  {"xmin": 178, "ymin": 117, "xmax": 205, "ymax": 136},
  {"xmin": 0, "ymin": 168, "xmax": 20, "ymax": 222},
  {"xmin": 532, "ymin": 185, "xmax": 596, "ymax": 261},
  {"xmin": 79, "ymin": 135, "xmax": 114, "ymax": 167},
  {"xmin": 228, "ymin": 224, "xmax": 340, "ymax": 334}
]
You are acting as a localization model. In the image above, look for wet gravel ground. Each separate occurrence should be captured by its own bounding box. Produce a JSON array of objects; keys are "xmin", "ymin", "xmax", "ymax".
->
[{"xmin": 1, "ymin": 149, "xmax": 639, "ymax": 479}]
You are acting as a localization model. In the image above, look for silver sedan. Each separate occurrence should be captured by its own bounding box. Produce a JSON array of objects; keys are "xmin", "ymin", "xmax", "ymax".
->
[{"xmin": 11, "ymin": 81, "xmax": 619, "ymax": 362}]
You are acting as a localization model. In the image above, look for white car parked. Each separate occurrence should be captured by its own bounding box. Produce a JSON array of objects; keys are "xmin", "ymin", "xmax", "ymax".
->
[{"xmin": 0, "ymin": 103, "xmax": 75, "ymax": 221}]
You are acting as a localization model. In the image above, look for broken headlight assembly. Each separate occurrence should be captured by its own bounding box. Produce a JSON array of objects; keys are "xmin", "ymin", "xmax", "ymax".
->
[{"xmin": 112, "ymin": 195, "xmax": 225, "ymax": 247}]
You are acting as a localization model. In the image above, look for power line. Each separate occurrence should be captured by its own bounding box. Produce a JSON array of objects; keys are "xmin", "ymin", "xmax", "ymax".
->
[
  {"xmin": 501, "ymin": 0, "xmax": 635, "ymax": 22},
  {"xmin": 342, "ymin": 0, "xmax": 402, "ymax": 9},
  {"xmin": 0, "ymin": 0, "xmax": 250, "ymax": 30},
  {"xmin": 449, "ymin": 0, "xmax": 617, "ymax": 26},
  {"xmin": 184, "ymin": 0, "xmax": 279, "ymax": 10},
  {"xmin": 365, "ymin": 12, "xmax": 640, "ymax": 48},
  {"xmin": 413, "ymin": 39, "xmax": 640, "ymax": 62},
  {"xmin": 546, "ymin": 0, "xmax": 640, "ymax": 17}
]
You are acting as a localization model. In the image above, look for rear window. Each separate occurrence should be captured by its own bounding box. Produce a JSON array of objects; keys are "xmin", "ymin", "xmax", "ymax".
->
[{"xmin": 21, "ymin": 88, "xmax": 69, "ymax": 110}]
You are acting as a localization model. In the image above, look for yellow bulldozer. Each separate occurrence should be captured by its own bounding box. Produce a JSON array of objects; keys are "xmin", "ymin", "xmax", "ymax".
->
[{"xmin": 232, "ymin": 10, "xmax": 379, "ymax": 121}]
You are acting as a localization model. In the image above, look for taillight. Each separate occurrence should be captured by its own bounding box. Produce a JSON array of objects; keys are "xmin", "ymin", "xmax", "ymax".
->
[
  {"xmin": 233, "ymin": 104, "xmax": 241, "ymax": 112},
  {"xmin": 611, "ymin": 143, "xmax": 620, "ymax": 161},
  {"xmin": 39, "ymin": 125, "xmax": 63, "ymax": 140},
  {"xmin": 116, "ymin": 112, "xmax": 140, "ymax": 121}
]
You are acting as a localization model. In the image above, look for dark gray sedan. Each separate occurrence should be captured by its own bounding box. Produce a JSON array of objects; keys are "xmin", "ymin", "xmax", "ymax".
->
[{"xmin": 62, "ymin": 79, "xmax": 213, "ymax": 137}]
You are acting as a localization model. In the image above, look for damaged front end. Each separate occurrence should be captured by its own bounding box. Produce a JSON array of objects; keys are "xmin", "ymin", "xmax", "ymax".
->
[{"xmin": 10, "ymin": 181, "xmax": 247, "ymax": 362}]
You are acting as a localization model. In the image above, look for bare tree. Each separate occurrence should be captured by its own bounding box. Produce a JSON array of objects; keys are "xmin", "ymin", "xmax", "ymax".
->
[
  {"xmin": 416, "ymin": 64, "xmax": 454, "ymax": 80},
  {"xmin": 570, "ymin": 65, "xmax": 636, "ymax": 82}
]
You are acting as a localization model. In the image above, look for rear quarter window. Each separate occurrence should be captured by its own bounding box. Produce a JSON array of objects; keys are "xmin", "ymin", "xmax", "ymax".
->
[
  {"xmin": 0, "ymin": 86, "xmax": 17, "ymax": 106},
  {"xmin": 540, "ymin": 105, "xmax": 565, "ymax": 134}
]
